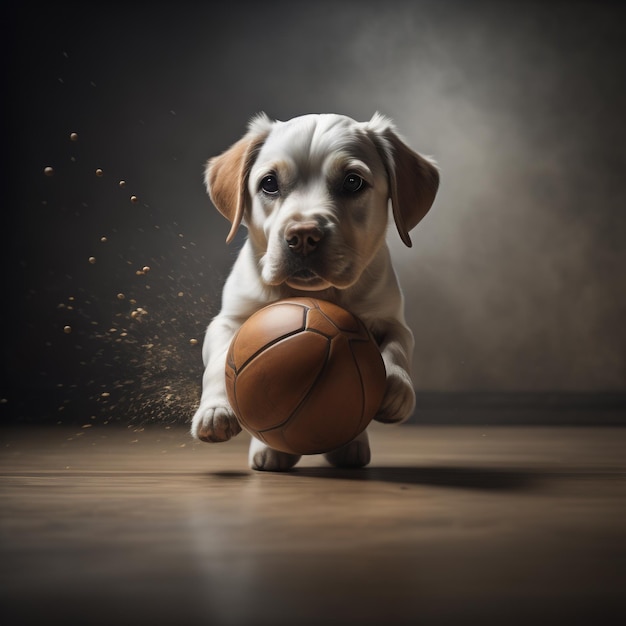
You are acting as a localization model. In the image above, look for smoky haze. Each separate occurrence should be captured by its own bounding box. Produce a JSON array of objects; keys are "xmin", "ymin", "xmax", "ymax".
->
[
  {"xmin": 3, "ymin": 0, "xmax": 625, "ymax": 420},
  {"xmin": 358, "ymin": 3, "xmax": 626, "ymax": 391}
]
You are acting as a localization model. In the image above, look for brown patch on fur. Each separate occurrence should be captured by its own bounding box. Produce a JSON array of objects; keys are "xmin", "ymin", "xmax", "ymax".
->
[
  {"xmin": 385, "ymin": 132, "xmax": 439, "ymax": 247},
  {"xmin": 206, "ymin": 132, "xmax": 269, "ymax": 243},
  {"xmin": 368, "ymin": 127, "xmax": 439, "ymax": 248}
]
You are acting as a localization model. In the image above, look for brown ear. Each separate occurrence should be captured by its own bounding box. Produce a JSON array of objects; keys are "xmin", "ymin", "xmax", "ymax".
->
[
  {"xmin": 204, "ymin": 115, "xmax": 272, "ymax": 243},
  {"xmin": 387, "ymin": 133, "xmax": 439, "ymax": 247},
  {"xmin": 367, "ymin": 114, "xmax": 439, "ymax": 247}
]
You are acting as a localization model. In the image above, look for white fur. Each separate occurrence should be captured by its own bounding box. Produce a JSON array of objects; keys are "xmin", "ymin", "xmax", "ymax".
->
[{"xmin": 191, "ymin": 113, "xmax": 439, "ymax": 471}]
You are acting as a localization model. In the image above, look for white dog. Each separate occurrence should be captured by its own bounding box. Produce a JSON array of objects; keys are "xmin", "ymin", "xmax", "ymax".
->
[{"xmin": 191, "ymin": 113, "xmax": 439, "ymax": 471}]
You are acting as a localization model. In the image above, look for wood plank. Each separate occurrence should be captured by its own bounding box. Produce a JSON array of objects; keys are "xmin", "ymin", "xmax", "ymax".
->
[{"xmin": 1, "ymin": 423, "xmax": 625, "ymax": 625}]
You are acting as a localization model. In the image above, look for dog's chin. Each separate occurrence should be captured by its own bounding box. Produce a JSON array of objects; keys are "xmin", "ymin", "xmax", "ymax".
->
[
  {"xmin": 263, "ymin": 259, "xmax": 359, "ymax": 292},
  {"xmin": 284, "ymin": 269, "xmax": 333, "ymax": 291}
]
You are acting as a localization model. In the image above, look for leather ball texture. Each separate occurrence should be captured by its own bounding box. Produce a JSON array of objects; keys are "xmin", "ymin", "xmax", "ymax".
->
[{"xmin": 225, "ymin": 297, "xmax": 386, "ymax": 455}]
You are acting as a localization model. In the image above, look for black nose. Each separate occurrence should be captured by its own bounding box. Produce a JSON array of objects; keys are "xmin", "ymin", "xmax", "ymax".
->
[{"xmin": 284, "ymin": 222, "xmax": 323, "ymax": 256}]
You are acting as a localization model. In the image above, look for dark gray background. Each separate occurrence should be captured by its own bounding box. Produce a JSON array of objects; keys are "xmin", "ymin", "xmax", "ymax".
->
[{"xmin": 3, "ymin": 0, "xmax": 625, "ymax": 424}]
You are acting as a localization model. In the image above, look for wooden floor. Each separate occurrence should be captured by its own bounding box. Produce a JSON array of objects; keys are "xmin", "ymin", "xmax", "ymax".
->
[{"xmin": 1, "ymin": 422, "xmax": 625, "ymax": 626}]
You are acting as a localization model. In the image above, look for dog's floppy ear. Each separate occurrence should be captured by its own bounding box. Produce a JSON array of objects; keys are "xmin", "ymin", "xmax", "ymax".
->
[
  {"xmin": 366, "ymin": 113, "xmax": 439, "ymax": 248},
  {"xmin": 204, "ymin": 113, "xmax": 273, "ymax": 243}
]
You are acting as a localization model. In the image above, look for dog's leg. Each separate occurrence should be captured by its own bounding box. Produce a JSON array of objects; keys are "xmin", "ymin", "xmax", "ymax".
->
[
  {"xmin": 374, "ymin": 320, "xmax": 416, "ymax": 424},
  {"xmin": 191, "ymin": 315, "xmax": 243, "ymax": 443},
  {"xmin": 248, "ymin": 437, "xmax": 302, "ymax": 472},
  {"xmin": 323, "ymin": 429, "xmax": 371, "ymax": 468}
]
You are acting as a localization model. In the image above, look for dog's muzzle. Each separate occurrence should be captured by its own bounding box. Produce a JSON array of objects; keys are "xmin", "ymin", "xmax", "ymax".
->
[{"xmin": 281, "ymin": 221, "xmax": 332, "ymax": 290}]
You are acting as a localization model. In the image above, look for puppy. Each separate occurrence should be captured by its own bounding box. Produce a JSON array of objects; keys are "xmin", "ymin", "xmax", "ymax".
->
[{"xmin": 191, "ymin": 113, "xmax": 439, "ymax": 471}]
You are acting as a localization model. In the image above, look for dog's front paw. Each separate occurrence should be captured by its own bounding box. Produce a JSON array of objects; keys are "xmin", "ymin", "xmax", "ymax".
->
[
  {"xmin": 374, "ymin": 365, "xmax": 416, "ymax": 424},
  {"xmin": 248, "ymin": 437, "xmax": 301, "ymax": 472},
  {"xmin": 191, "ymin": 404, "xmax": 242, "ymax": 443}
]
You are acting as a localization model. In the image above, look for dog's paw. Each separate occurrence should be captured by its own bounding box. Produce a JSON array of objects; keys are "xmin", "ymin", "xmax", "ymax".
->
[
  {"xmin": 374, "ymin": 365, "xmax": 416, "ymax": 424},
  {"xmin": 191, "ymin": 404, "xmax": 242, "ymax": 443},
  {"xmin": 248, "ymin": 437, "xmax": 301, "ymax": 472},
  {"xmin": 324, "ymin": 430, "xmax": 371, "ymax": 468}
]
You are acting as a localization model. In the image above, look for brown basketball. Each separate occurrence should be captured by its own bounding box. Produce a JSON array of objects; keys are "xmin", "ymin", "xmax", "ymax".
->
[{"xmin": 225, "ymin": 297, "xmax": 386, "ymax": 455}]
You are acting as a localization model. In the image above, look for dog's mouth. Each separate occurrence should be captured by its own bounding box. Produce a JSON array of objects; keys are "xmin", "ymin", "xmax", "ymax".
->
[
  {"xmin": 285, "ymin": 268, "xmax": 331, "ymax": 291},
  {"xmin": 291, "ymin": 269, "xmax": 317, "ymax": 281}
]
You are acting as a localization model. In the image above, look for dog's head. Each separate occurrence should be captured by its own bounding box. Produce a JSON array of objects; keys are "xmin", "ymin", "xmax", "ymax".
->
[{"xmin": 205, "ymin": 113, "xmax": 438, "ymax": 291}]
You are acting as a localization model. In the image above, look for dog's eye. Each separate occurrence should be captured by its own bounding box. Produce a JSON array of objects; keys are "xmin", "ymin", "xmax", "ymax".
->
[
  {"xmin": 260, "ymin": 175, "xmax": 279, "ymax": 195},
  {"xmin": 342, "ymin": 173, "xmax": 365, "ymax": 194}
]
